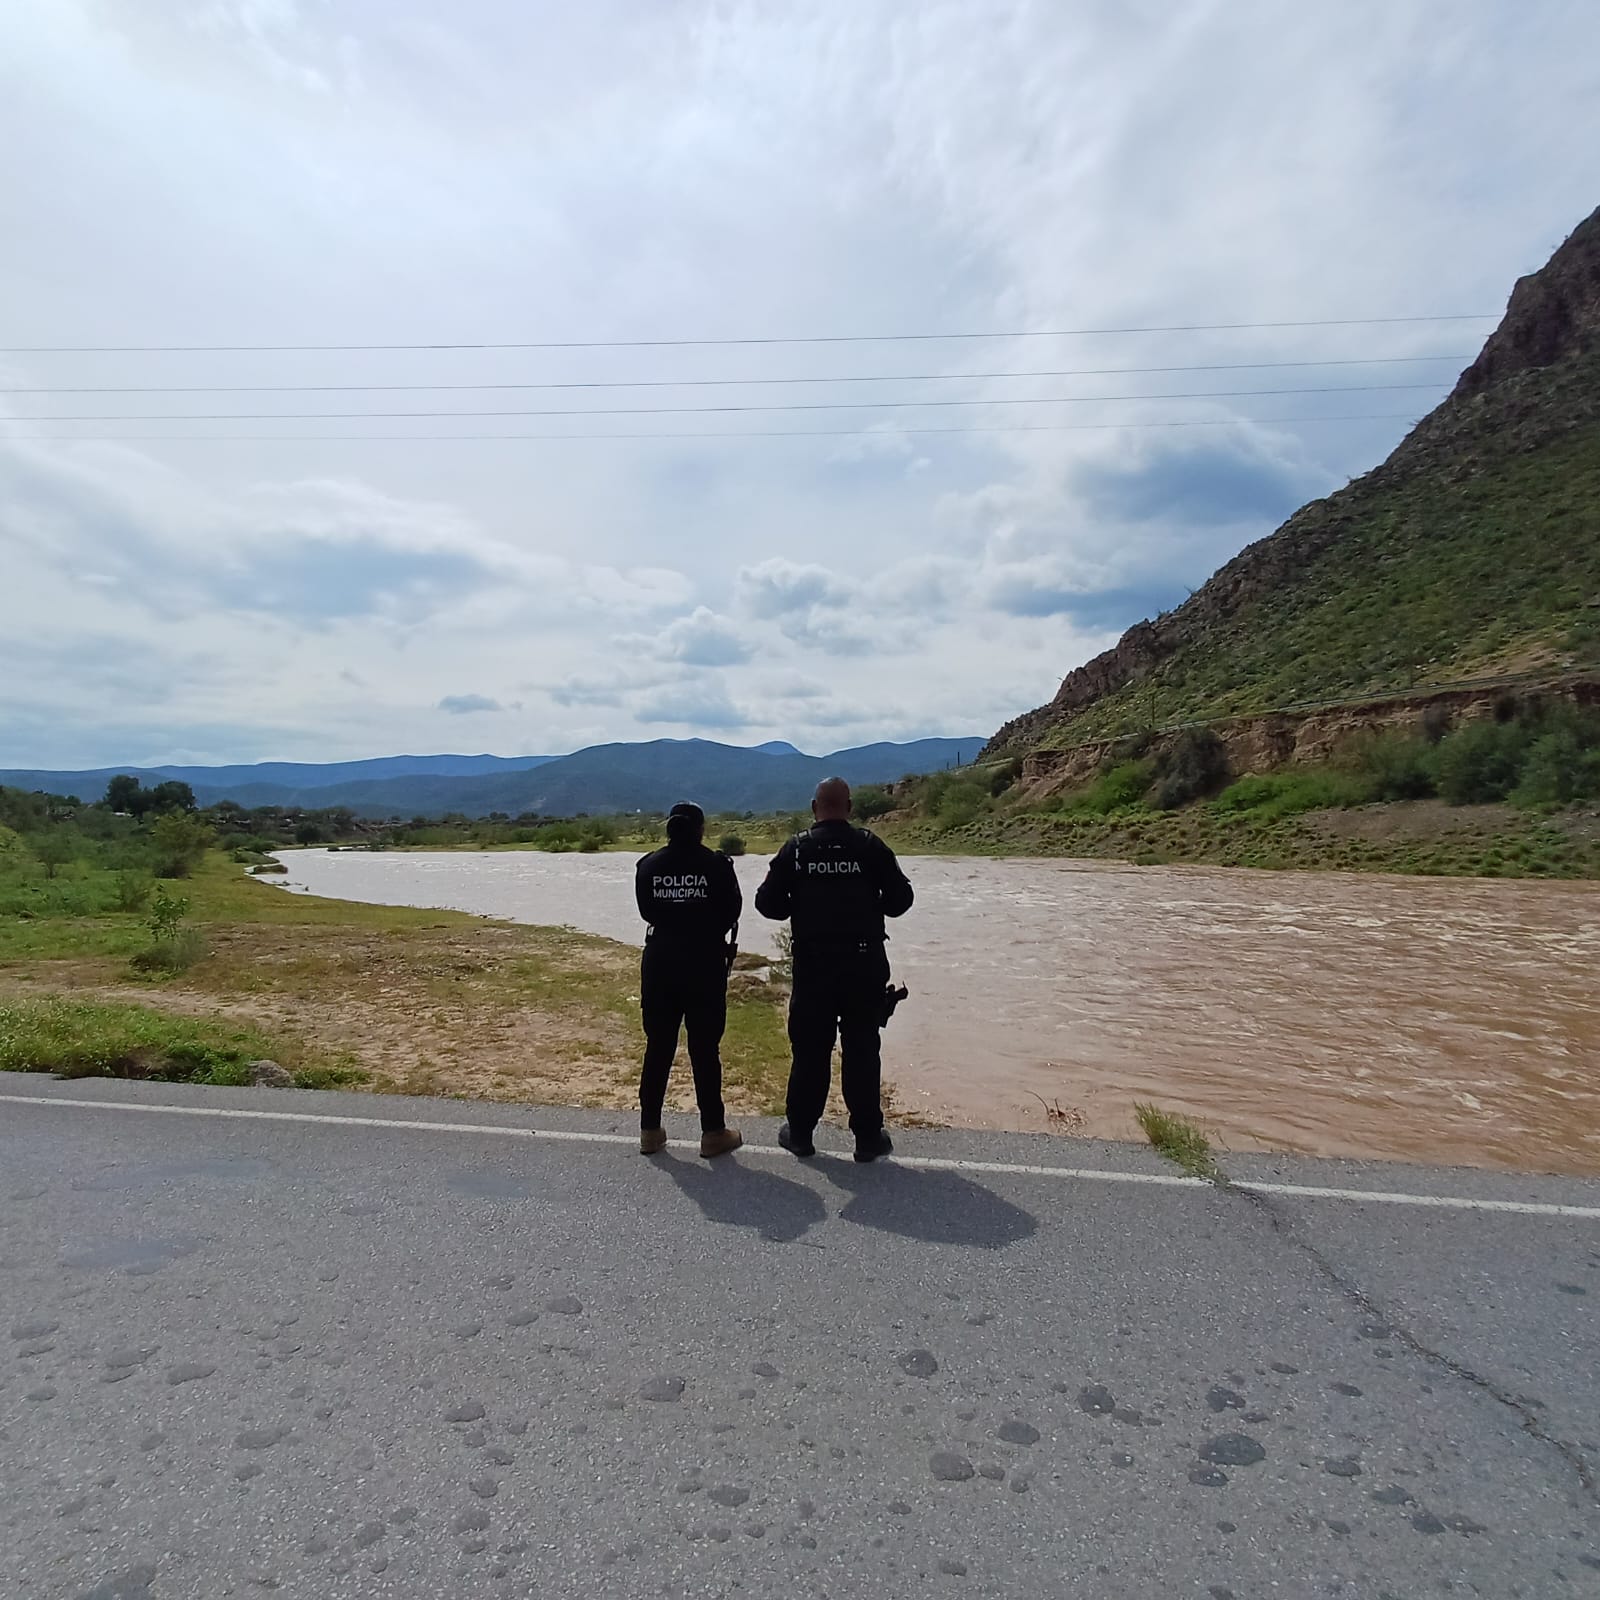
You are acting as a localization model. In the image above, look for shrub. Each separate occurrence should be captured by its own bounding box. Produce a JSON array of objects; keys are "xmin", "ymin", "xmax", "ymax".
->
[
  {"xmin": 851, "ymin": 784, "xmax": 896, "ymax": 821},
  {"xmin": 935, "ymin": 785, "xmax": 984, "ymax": 830},
  {"xmin": 1149, "ymin": 727, "xmax": 1229, "ymax": 810},
  {"xmin": 1212, "ymin": 769, "xmax": 1371, "ymax": 821},
  {"xmin": 31, "ymin": 827, "xmax": 80, "ymax": 880},
  {"xmin": 980, "ymin": 759, "xmax": 1021, "ymax": 798},
  {"xmin": 150, "ymin": 812, "xmax": 212, "ymax": 878},
  {"xmin": 718, "ymin": 834, "xmax": 746, "ymax": 856},
  {"xmin": 112, "ymin": 869, "xmax": 154, "ymax": 912},
  {"xmin": 1433, "ymin": 719, "xmax": 1533, "ymax": 805},
  {"xmin": 1349, "ymin": 733, "xmax": 1437, "ymax": 800},
  {"xmin": 130, "ymin": 927, "xmax": 208, "ymax": 975},
  {"xmin": 1064, "ymin": 759, "xmax": 1154, "ymax": 815},
  {"xmin": 131, "ymin": 886, "xmax": 207, "ymax": 974},
  {"xmin": 1509, "ymin": 709, "xmax": 1600, "ymax": 806},
  {"xmin": 917, "ymin": 769, "xmax": 990, "ymax": 831}
]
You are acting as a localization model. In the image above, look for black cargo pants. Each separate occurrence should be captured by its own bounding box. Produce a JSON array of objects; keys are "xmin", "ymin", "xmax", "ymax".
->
[
  {"xmin": 785, "ymin": 941, "xmax": 889, "ymax": 1139},
  {"xmin": 639, "ymin": 943, "xmax": 728, "ymax": 1134}
]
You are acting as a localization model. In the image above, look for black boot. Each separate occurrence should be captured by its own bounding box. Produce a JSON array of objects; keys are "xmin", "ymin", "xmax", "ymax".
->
[
  {"xmin": 778, "ymin": 1122, "xmax": 816, "ymax": 1159},
  {"xmin": 853, "ymin": 1129, "xmax": 894, "ymax": 1163}
]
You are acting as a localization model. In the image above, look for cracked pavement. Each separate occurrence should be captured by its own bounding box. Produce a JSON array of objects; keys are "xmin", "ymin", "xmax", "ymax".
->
[{"xmin": 2, "ymin": 1078, "xmax": 1598, "ymax": 1598}]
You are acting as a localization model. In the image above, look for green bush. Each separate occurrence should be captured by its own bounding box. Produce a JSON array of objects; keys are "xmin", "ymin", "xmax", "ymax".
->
[
  {"xmin": 934, "ymin": 785, "xmax": 985, "ymax": 831},
  {"xmin": 1212, "ymin": 768, "xmax": 1371, "ymax": 821},
  {"xmin": 1433, "ymin": 719, "xmax": 1533, "ymax": 805},
  {"xmin": 1064, "ymin": 759, "xmax": 1155, "ymax": 815},
  {"xmin": 130, "ymin": 927, "xmax": 208, "ymax": 975},
  {"xmin": 131, "ymin": 886, "xmax": 207, "ymax": 974},
  {"xmin": 718, "ymin": 834, "xmax": 746, "ymax": 856},
  {"xmin": 1149, "ymin": 727, "xmax": 1230, "ymax": 810},
  {"xmin": 112, "ymin": 869, "xmax": 154, "ymax": 912},
  {"xmin": 851, "ymin": 784, "xmax": 896, "ymax": 821},
  {"xmin": 150, "ymin": 812, "xmax": 212, "ymax": 878},
  {"xmin": 31, "ymin": 827, "xmax": 80, "ymax": 880},
  {"xmin": 1349, "ymin": 733, "xmax": 1438, "ymax": 800},
  {"xmin": 915, "ymin": 769, "xmax": 991, "ymax": 831},
  {"xmin": 1509, "ymin": 710, "xmax": 1600, "ymax": 806}
]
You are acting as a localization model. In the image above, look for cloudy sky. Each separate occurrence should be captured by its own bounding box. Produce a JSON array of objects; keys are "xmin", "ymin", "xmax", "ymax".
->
[{"xmin": 3, "ymin": 1, "xmax": 1596, "ymax": 768}]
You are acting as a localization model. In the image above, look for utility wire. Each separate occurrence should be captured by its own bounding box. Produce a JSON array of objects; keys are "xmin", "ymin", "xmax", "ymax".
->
[
  {"xmin": 0, "ymin": 314, "xmax": 1496, "ymax": 355},
  {"xmin": 7, "ymin": 382, "xmax": 1444, "ymax": 422},
  {"xmin": 2, "ymin": 412, "xmax": 1423, "ymax": 443},
  {"xmin": 0, "ymin": 354, "xmax": 1469, "ymax": 396}
]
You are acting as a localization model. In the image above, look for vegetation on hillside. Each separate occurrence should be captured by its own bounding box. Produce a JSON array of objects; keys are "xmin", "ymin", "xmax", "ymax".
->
[
  {"xmin": 882, "ymin": 701, "xmax": 1600, "ymax": 877},
  {"xmin": 1037, "ymin": 422, "xmax": 1600, "ymax": 746}
]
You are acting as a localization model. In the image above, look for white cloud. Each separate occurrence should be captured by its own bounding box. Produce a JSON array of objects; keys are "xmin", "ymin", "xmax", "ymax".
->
[
  {"xmin": 734, "ymin": 558, "xmax": 856, "ymax": 619},
  {"xmin": 647, "ymin": 606, "xmax": 753, "ymax": 666},
  {"xmin": 2, "ymin": 0, "xmax": 1596, "ymax": 763}
]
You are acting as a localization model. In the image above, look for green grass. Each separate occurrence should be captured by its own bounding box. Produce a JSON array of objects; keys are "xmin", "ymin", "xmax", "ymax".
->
[
  {"xmin": 1134, "ymin": 1102, "xmax": 1223, "ymax": 1181},
  {"xmin": 0, "ymin": 995, "xmax": 362, "ymax": 1089},
  {"xmin": 1211, "ymin": 769, "xmax": 1371, "ymax": 822},
  {"xmin": 882, "ymin": 797, "xmax": 1600, "ymax": 878}
]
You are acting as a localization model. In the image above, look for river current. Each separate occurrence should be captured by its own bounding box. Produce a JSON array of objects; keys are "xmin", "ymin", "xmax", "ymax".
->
[{"xmin": 276, "ymin": 849, "xmax": 1600, "ymax": 1174}]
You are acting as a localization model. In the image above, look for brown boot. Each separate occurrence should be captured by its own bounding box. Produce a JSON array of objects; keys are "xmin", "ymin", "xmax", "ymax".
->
[
  {"xmin": 699, "ymin": 1127, "xmax": 743, "ymax": 1159},
  {"xmin": 639, "ymin": 1128, "xmax": 668, "ymax": 1156}
]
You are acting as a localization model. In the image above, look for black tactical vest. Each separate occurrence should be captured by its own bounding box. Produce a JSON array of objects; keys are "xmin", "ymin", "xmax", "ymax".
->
[{"xmin": 788, "ymin": 825, "xmax": 885, "ymax": 946}]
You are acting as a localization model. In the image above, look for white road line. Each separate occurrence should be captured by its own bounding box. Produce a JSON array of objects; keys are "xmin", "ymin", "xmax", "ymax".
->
[{"xmin": 4, "ymin": 1092, "xmax": 1599, "ymax": 1219}]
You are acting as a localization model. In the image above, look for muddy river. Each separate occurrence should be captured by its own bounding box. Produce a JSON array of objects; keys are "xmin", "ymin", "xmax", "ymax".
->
[{"xmin": 276, "ymin": 850, "xmax": 1600, "ymax": 1175}]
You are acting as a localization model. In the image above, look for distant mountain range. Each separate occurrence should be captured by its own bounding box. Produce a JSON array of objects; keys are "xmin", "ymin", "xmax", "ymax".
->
[{"xmin": 1, "ymin": 737, "xmax": 983, "ymax": 819}]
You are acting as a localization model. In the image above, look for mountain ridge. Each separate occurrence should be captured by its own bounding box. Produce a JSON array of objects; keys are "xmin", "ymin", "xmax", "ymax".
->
[{"xmin": 0, "ymin": 736, "xmax": 983, "ymax": 818}]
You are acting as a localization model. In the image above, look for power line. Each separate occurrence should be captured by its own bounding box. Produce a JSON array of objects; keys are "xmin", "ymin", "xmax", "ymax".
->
[
  {"xmin": 1, "ymin": 412, "xmax": 1423, "ymax": 443},
  {"xmin": 0, "ymin": 354, "xmax": 1469, "ymax": 396},
  {"xmin": 6, "ymin": 382, "xmax": 1445, "ymax": 422},
  {"xmin": 0, "ymin": 314, "xmax": 1497, "ymax": 355}
]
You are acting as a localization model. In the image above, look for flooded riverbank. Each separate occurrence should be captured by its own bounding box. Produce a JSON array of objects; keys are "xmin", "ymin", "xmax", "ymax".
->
[{"xmin": 275, "ymin": 850, "xmax": 1600, "ymax": 1175}]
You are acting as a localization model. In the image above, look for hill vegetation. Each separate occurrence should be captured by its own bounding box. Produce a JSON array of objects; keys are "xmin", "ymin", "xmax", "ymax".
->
[{"xmin": 883, "ymin": 701, "xmax": 1600, "ymax": 878}]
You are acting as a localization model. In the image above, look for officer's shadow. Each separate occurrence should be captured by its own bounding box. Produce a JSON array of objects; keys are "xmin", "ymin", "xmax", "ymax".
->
[
  {"xmin": 822, "ymin": 1157, "xmax": 1038, "ymax": 1250},
  {"xmin": 652, "ymin": 1150, "xmax": 828, "ymax": 1245}
]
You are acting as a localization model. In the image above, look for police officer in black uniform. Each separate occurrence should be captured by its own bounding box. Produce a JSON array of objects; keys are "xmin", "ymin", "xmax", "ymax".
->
[
  {"xmin": 755, "ymin": 776, "xmax": 914, "ymax": 1161},
  {"xmin": 634, "ymin": 801, "xmax": 744, "ymax": 1159}
]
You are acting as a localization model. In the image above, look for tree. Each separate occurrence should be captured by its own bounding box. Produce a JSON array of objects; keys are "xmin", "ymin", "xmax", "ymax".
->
[
  {"xmin": 149, "ymin": 780, "xmax": 196, "ymax": 814},
  {"xmin": 31, "ymin": 827, "xmax": 79, "ymax": 880},
  {"xmin": 105, "ymin": 774, "xmax": 144, "ymax": 814},
  {"xmin": 150, "ymin": 812, "xmax": 212, "ymax": 879}
]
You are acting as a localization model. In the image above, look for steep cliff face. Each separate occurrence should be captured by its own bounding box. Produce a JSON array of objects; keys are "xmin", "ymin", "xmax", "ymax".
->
[
  {"xmin": 1452, "ymin": 206, "xmax": 1600, "ymax": 399},
  {"xmin": 987, "ymin": 205, "xmax": 1600, "ymax": 758}
]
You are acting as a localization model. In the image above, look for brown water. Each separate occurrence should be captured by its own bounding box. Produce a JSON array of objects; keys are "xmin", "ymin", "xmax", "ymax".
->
[{"xmin": 277, "ymin": 850, "xmax": 1600, "ymax": 1175}]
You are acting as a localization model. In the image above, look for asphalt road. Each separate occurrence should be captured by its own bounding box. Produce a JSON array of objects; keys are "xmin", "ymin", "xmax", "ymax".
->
[{"xmin": 2, "ymin": 1079, "xmax": 1598, "ymax": 1600}]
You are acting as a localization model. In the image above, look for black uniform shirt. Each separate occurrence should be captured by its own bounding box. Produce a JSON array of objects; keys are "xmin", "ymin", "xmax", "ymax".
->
[
  {"xmin": 635, "ymin": 839, "xmax": 742, "ymax": 954},
  {"xmin": 754, "ymin": 820, "xmax": 913, "ymax": 949}
]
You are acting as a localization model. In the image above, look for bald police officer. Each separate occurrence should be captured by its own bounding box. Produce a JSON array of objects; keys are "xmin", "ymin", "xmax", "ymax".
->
[
  {"xmin": 634, "ymin": 801, "xmax": 743, "ymax": 1158},
  {"xmin": 755, "ymin": 776, "xmax": 914, "ymax": 1161}
]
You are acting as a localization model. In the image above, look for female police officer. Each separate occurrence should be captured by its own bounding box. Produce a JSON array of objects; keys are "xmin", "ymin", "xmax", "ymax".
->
[{"xmin": 633, "ymin": 801, "xmax": 744, "ymax": 1157}]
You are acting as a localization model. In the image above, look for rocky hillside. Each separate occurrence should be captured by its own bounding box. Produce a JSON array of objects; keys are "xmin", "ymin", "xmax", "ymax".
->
[{"xmin": 987, "ymin": 204, "xmax": 1600, "ymax": 756}]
